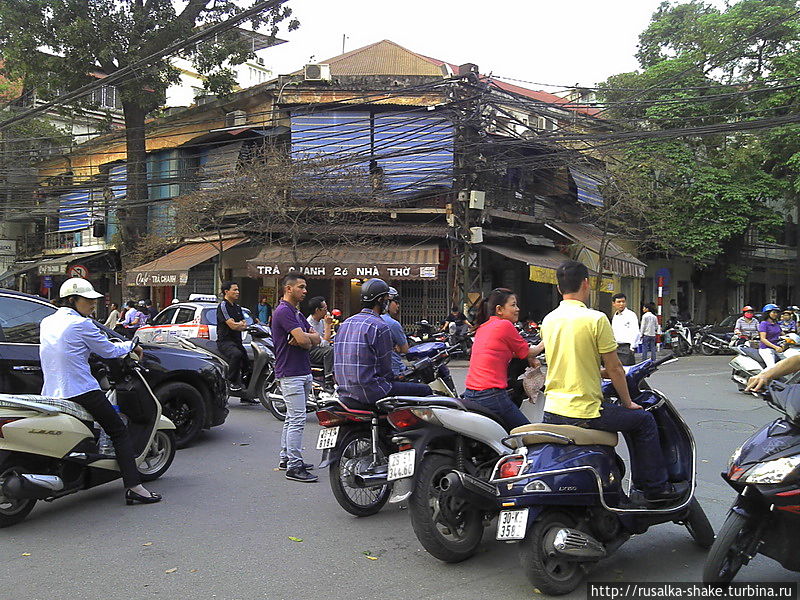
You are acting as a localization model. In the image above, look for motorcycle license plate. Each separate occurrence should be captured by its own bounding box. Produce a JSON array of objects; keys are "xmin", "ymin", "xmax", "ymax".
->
[
  {"xmin": 387, "ymin": 449, "xmax": 416, "ymax": 481},
  {"xmin": 316, "ymin": 426, "xmax": 339, "ymax": 450},
  {"xmin": 496, "ymin": 509, "xmax": 529, "ymax": 541}
]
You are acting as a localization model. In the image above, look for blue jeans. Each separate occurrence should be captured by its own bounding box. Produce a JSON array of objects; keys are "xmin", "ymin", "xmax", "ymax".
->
[
  {"xmin": 388, "ymin": 381, "xmax": 432, "ymax": 397},
  {"xmin": 543, "ymin": 403, "xmax": 668, "ymax": 493},
  {"xmin": 640, "ymin": 335, "xmax": 657, "ymax": 362},
  {"xmin": 463, "ymin": 388, "xmax": 529, "ymax": 430},
  {"xmin": 279, "ymin": 374, "xmax": 312, "ymax": 469}
]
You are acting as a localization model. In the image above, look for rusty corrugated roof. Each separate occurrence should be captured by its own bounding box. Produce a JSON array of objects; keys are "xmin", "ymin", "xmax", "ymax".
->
[{"xmin": 317, "ymin": 40, "xmax": 445, "ymax": 77}]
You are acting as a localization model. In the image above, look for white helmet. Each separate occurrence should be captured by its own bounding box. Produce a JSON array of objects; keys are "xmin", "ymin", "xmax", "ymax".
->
[{"xmin": 59, "ymin": 277, "xmax": 104, "ymax": 299}]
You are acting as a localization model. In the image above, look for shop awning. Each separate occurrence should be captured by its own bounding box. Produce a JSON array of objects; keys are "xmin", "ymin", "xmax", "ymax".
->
[
  {"xmin": 126, "ymin": 238, "xmax": 247, "ymax": 287},
  {"xmin": 0, "ymin": 251, "xmax": 111, "ymax": 282},
  {"xmin": 548, "ymin": 222, "xmax": 647, "ymax": 278},
  {"xmin": 482, "ymin": 244, "xmax": 614, "ymax": 292},
  {"xmin": 247, "ymin": 243, "xmax": 440, "ymax": 280}
]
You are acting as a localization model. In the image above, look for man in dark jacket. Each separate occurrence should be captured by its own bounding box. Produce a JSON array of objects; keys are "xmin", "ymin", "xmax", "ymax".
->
[{"xmin": 216, "ymin": 281, "xmax": 256, "ymax": 404}]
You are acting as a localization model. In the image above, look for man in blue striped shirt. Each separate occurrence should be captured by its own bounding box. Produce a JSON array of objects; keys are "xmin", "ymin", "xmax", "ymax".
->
[{"xmin": 335, "ymin": 279, "xmax": 430, "ymax": 408}]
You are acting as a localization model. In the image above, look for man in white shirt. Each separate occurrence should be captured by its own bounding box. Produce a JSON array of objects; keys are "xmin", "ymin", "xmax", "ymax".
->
[
  {"xmin": 611, "ymin": 293, "xmax": 639, "ymax": 366},
  {"xmin": 306, "ymin": 296, "xmax": 334, "ymax": 391}
]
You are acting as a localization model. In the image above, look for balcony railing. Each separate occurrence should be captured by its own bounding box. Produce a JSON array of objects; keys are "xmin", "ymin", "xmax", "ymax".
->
[{"xmin": 44, "ymin": 229, "xmax": 110, "ymax": 252}]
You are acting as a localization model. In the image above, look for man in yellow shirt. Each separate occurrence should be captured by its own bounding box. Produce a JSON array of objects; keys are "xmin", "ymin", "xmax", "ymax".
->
[{"xmin": 540, "ymin": 260, "xmax": 679, "ymax": 503}]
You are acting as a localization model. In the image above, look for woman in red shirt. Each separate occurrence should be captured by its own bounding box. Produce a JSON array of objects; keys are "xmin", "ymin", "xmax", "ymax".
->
[{"xmin": 464, "ymin": 288, "xmax": 543, "ymax": 429}]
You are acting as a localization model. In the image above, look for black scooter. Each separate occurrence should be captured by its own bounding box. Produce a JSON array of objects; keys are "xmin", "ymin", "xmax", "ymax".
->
[{"xmin": 704, "ymin": 380, "xmax": 800, "ymax": 582}]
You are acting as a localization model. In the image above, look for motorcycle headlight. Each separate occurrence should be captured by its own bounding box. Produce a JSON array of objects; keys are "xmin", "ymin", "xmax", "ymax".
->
[{"xmin": 744, "ymin": 455, "xmax": 800, "ymax": 484}]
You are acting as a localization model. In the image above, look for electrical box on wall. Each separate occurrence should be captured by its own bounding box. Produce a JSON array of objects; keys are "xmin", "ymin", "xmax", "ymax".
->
[
  {"xmin": 469, "ymin": 190, "xmax": 485, "ymax": 210},
  {"xmin": 470, "ymin": 227, "xmax": 483, "ymax": 244}
]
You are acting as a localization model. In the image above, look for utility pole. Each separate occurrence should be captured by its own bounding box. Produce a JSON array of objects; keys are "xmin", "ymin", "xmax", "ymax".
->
[{"xmin": 450, "ymin": 65, "xmax": 486, "ymax": 314}]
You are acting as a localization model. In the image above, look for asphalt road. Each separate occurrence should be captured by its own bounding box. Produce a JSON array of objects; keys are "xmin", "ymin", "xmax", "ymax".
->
[{"xmin": 1, "ymin": 355, "xmax": 797, "ymax": 600}]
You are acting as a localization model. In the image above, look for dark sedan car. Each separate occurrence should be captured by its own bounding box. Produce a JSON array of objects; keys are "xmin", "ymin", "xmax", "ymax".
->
[{"xmin": 0, "ymin": 289, "xmax": 228, "ymax": 448}]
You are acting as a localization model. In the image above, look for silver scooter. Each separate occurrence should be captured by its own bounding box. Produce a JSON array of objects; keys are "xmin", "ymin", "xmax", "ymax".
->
[{"xmin": 729, "ymin": 333, "xmax": 800, "ymax": 392}]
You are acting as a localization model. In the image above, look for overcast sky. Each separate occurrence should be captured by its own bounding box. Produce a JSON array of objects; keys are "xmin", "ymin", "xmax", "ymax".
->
[{"xmin": 262, "ymin": 0, "xmax": 716, "ymax": 92}]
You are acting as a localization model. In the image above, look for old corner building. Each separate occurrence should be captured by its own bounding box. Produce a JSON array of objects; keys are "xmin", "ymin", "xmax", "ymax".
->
[{"xmin": 7, "ymin": 40, "xmax": 656, "ymax": 325}]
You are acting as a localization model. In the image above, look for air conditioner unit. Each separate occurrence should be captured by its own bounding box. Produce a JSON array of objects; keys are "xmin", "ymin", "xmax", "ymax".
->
[
  {"xmin": 225, "ymin": 110, "xmax": 247, "ymax": 127},
  {"xmin": 255, "ymin": 57, "xmax": 265, "ymax": 66},
  {"xmin": 304, "ymin": 63, "xmax": 331, "ymax": 82}
]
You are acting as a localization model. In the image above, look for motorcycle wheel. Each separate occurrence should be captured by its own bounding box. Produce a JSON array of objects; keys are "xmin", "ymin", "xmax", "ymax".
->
[
  {"xmin": 329, "ymin": 432, "xmax": 391, "ymax": 517},
  {"xmin": 157, "ymin": 382, "xmax": 206, "ymax": 449},
  {"xmin": 0, "ymin": 461, "xmax": 37, "ymax": 528},
  {"xmin": 700, "ymin": 342, "xmax": 718, "ymax": 356},
  {"xmin": 519, "ymin": 510, "xmax": 586, "ymax": 596},
  {"xmin": 672, "ymin": 340, "xmax": 685, "ymax": 357},
  {"xmin": 409, "ymin": 453, "xmax": 483, "ymax": 563},
  {"xmin": 702, "ymin": 510, "xmax": 756, "ymax": 583},
  {"xmin": 137, "ymin": 430, "xmax": 176, "ymax": 482},
  {"xmin": 258, "ymin": 368, "xmax": 287, "ymax": 421},
  {"xmin": 682, "ymin": 498, "xmax": 715, "ymax": 549}
]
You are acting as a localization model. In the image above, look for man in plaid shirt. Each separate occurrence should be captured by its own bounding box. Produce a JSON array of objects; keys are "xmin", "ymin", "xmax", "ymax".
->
[{"xmin": 335, "ymin": 279, "xmax": 431, "ymax": 408}]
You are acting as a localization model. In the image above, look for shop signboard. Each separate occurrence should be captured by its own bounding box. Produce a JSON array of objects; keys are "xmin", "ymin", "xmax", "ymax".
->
[
  {"xmin": 127, "ymin": 271, "xmax": 189, "ymax": 287},
  {"xmin": 247, "ymin": 262, "xmax": 437, "ymax": 280}
]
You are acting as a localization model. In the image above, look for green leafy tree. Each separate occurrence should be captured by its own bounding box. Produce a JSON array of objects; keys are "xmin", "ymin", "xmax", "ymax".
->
[
  {"xmin": 0, "ymin": 0, "xmax": 297, "ymax": 263},
  {"xmin": 597, "ymin": 0, "xmax": 800, "ymax": 316}
]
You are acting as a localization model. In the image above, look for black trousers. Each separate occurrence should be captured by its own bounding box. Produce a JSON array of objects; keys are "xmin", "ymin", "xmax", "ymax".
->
[
  {"xmin": 617, "ymin": 343, "xmax": 635, "ymax": 366},
  {"xmin": 218, "ymin": 340, "xmax": 249, "ymax": 385},
  {"xmin": 70, "ymin": 390, "xmax": 141, "ymax": 488},
  {"xmin": 309, "ymin": 345, "xmax": 334, "ymax": 381}
]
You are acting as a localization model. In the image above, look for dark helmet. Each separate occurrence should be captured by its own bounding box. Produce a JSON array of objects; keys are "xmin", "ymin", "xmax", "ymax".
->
[
  {"xmin": 387, "ymin": 286, "xmax": 400, "ymax": 302},
  {"xmin": 360, "ymin": 278, "xmax": 390, "ymax": 304}
]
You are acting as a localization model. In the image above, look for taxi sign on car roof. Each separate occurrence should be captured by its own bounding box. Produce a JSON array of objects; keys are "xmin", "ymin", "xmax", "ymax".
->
[{"xmin": 188, "ymin": 294, "xmax": 218, "ymax": 302}]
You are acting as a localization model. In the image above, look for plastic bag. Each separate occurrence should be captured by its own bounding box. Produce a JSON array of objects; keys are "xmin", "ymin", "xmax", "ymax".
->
[{"xmin": 521, "ymin": 366, "xmax": 546, "ymax": 404}]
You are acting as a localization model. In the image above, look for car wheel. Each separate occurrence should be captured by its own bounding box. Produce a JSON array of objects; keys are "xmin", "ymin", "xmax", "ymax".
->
[{"xmin": 157, "ymin": 382, "xmax": 207, "ymax": 449}]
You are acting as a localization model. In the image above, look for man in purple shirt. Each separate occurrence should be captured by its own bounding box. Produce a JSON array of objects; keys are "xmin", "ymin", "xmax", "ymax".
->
[
  {"xmin": 334, "ymin": 278, "xmax": 430, "ymax": 408},
  {"xmin": 272, "ymin": 272, "xmax": 321, "ymax": 482}
]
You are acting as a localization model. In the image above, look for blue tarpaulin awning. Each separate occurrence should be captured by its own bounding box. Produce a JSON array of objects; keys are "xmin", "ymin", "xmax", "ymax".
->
[{"xmin": 569, "ymin": 167, "xmax": 604, "ymax": 207}]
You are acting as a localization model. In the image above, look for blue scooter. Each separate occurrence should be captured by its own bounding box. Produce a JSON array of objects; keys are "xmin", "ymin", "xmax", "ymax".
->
[{"xmin": 487, "ymin": 354, "xmax": 713, "ymax": 595}]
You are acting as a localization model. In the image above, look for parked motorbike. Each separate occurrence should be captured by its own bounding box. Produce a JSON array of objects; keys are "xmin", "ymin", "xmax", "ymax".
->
[
  {"xmin": 0, "ymin": 344, "xmax": 177, "ymax": 527},
  {"xmin": 704, "ymin": 380, "xmax": 800, "ymax": 582},
  {"xmin": 729, "ymin": 334, "xmax": 800, "ymax": 392},
  {"xmin": 447, "ymin": 321, "xmax": 473, "ymax": 358},
  {"xmin": 408, "ymin": 320, "xmax": 448, "ymax": 345},
  {"xmin": 693, "ymin": 326, "xmax": 734, "ymax": 356},
  {"xmin": 314, "ymin": 342, "xmax": 459, "ymax": 517},
  {"xmin": 664, "ymin": 321, "xmax": 697, "ymax": 357}
]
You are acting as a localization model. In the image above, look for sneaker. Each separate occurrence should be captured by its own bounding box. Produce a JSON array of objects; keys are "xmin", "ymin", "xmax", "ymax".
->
[
  {"xmin": 239, "ymin": 397, "xmax": 259, "ymax": 405},
  {"xmin": 285, "ymin": 467, "xmax": 318, "ymax": 482},
  {"xmin": 643, "ymin": 483, "xmax": 683, "ymax": 503},
  {"xmin": 228, "ymin": 384, "xmax": 243, "ymax": 393},
  {"xmin": 278, "ymin": 460, "xmax": 314, "ymax": 471}
]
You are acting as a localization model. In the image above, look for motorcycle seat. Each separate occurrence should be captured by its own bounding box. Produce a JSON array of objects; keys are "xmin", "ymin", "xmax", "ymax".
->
[
  {"xmin": 508, "ymin": 423, "xmax": 618, "ymax": 447},
  {"xmin": 459, "ymin": 399, "xmax": 515, "ymax": 431},
  {"xmin": 0, "ymin": 394, "xmax": 94, "ymax": 422}
]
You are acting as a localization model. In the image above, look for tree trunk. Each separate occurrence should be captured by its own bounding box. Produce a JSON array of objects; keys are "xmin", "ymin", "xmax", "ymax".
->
[
  {"xmin": 795, "ymin": 194, "xmax": 800, "ymax": 301},
  {"xmin": 120, "ymin": 100, "xmax": 150, "ymax": 298},
  {"xmin": 120, "ymin": 100, "xmax": 150, "ymax": 264}
]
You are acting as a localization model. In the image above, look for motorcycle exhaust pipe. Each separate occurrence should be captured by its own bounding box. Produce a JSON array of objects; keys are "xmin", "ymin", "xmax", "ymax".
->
[
  {"xmin": 549, "ymin": 527, "xmax": 607, "ymax": 560},
  {"xmin": 354, "ymin": 464, "xmax": 389, "ymax": 489},
  {"xmin": 440, "ymin": 471, "xmax": 499, "ymax": 510},
  {"xmin": 2, "ymin": 474, "xmax": 65, "ymax": 500}
]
